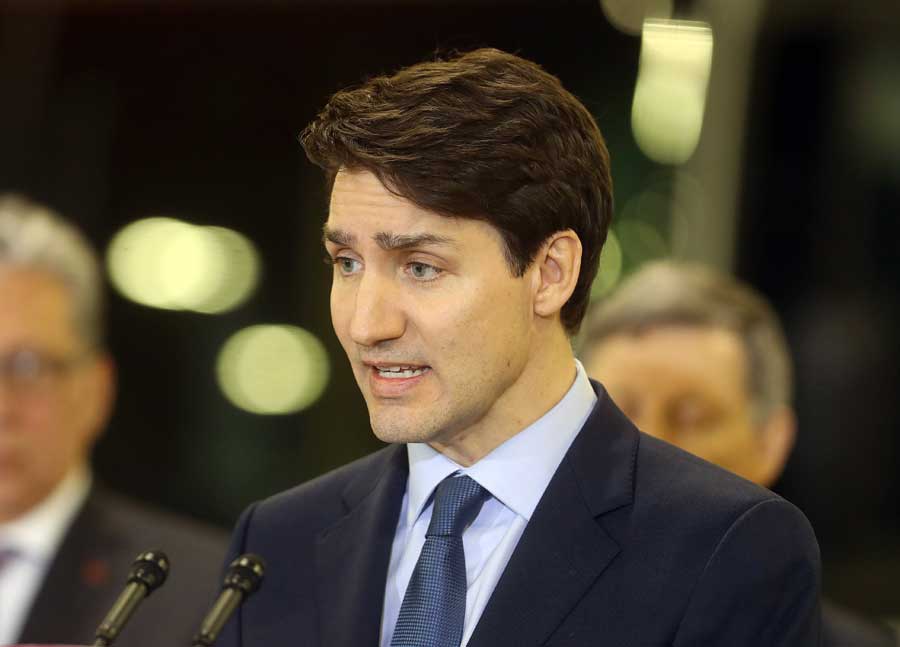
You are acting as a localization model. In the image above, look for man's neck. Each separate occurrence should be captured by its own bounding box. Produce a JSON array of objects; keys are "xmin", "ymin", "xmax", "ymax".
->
[
  {"xmin": 0, "ymin": 464, "xmax": 92, "ymax": 559},
  {"xmin": 429, "ymin": 329, "xmax": 577, "ymax": 466}
]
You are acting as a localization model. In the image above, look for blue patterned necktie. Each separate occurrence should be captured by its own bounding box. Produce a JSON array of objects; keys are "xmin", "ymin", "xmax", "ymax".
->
[{"xmin": 390, "ymin": 474, "xmax": 489, "ymax": 647}]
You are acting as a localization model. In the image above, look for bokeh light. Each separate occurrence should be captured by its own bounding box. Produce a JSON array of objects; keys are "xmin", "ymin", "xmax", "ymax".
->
[
  {"xmin": 106, "ymin": 217, "xmax": 260, "ymax": 313},
  {"xmin": 631, "ymin": 19, "xmax": 714, "ymax": 165},
  {"xmin": 157, "ymin": 220, "xmax": 224, "ymax": 309},
  {"xmin": 591, "ymin": 229, "xmax": 623, "ymax": 300},
  {"xmin": 106, "ymin": 217, "xmax": 185, "ymax": 310},
  {"xmin": 193, "ymin": 227, "xmax": 261, "ymax": 314},
  {"xmin": 216, "ymin": 325, "xmax": 330, "ymax": 415}
]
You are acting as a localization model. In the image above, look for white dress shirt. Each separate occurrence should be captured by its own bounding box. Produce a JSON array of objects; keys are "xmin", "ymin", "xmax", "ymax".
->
[
  {"xmin": 380, "ymin": 360, "xmax": 597, "ymax": 647},
  {"xmin": 0, "ymin": 465, "xmax": 91, "ymax": 646}
]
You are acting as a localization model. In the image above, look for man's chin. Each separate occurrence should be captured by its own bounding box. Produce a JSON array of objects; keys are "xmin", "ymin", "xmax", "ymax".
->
[
  {"xmin": 370, "ymin": 424, "xmax": 430, "ymax": 445},
  {"xmin": 369, "ymin": 410, "xmax": 439, "ymax": 446},
  {"xmin": 364, "ymin": 394, "xmax": 441, "ymax": 440}
]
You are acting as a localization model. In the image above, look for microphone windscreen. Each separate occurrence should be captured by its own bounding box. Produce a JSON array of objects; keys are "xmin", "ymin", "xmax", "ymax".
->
[
  {"xmin": 127, "ymin": 549, "xmax": 169, "ymax": 595},
  {"xmin": 223, "ymin": 553, "xmax": 265, "ymax": 594}
]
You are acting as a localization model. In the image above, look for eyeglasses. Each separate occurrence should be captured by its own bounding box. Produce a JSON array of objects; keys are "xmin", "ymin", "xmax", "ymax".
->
[{"xmin": 0, "ymin": 348, "xmax": 90, "ymax": 394}]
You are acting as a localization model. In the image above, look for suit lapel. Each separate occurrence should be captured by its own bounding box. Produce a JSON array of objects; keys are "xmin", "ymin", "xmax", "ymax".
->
[
  {"xmin": 468, "ymin": 383, "xmax": 639, "ymax": 647},
  {"xmin": 18, "ymin": 488, "xmax": 121, "ymax": 645},
  {"xmin": 314, "ymin": 445, "xmax": 408, "ymax": 647}
]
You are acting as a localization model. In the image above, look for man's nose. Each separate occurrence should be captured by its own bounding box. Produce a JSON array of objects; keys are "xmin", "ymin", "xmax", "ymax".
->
[{"xmin": 348, "ymin": 273, "xmax": 406, "ymax": 347}]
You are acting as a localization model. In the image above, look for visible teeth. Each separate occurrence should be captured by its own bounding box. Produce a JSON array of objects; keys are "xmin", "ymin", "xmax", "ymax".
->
[{"xmin": 376, "ymin": 366, "xmax": 427, "ymax": 378}]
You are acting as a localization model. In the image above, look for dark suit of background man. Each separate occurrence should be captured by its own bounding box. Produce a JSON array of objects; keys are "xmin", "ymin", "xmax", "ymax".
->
[
  {"xmin": 219, "ymin": 48, "xmax": 821, "ymax": 647},
  {"xmin": 0, "ymin": 195, "xmax": 227, "ymax": 647},
  {"xmin": 580, "ymin": 260, "xmax": 899, "ymax": 647}
]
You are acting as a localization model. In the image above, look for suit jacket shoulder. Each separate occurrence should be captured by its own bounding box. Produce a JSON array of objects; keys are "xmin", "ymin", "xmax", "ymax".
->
[
  {"xmin": 220, "ymin": 383, "xmax": 821, "ymax": 647},
  {"xmin": 623, "ymin": 432, "xmax": 821, "ymax": 646},
  {"xmin": 246, "ymin": 444, "xmax": 402, "ymax": 540},
  {"xmin": 19, "ymin": 486, "xmax": 229, "ymax": 647},
  {"xmin": 628, "ymin": 430, "xmax": 796, "ymax": 557},
  {"xmin": 466, "ymin": 385, "xmax": 820, "ymax": 646},
  {"xmin": 220, "ymin": 444, "xmax": 407, "ymax": 647}
]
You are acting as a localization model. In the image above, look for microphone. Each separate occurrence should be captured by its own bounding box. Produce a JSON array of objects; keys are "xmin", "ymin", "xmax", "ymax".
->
[
  {"xmin": 192, "ymin": 553, "xmax": 266, "ymax": 647},
  {"xmin": 93, "ymin": 549, "xmax": 170, "ymax": 647}
]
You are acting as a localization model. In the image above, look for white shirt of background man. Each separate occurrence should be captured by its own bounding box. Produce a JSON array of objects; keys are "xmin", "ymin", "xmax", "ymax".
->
[{"xmin": 0, "ymin": 466, "xmax": 91, "ymax": 646}]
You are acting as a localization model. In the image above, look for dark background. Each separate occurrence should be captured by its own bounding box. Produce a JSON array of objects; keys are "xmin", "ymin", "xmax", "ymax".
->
[{"xmin": 1, "ymin": 0, "xmax": 898, "ymax": 617}]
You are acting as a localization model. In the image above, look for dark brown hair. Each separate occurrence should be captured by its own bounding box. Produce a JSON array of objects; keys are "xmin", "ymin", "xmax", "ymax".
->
[{"xmin": 300, "ymin": 48, "xmax": 613, "ymax": 334}]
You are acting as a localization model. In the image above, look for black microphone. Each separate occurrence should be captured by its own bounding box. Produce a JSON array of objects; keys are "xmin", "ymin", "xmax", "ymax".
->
[
  {"xmin": 93, "ymin": 549, "xmax": 170, "ymax": 647},
  {"xmin": 192, "ymin": 553, "xmax": 266, "ymax": 647}
]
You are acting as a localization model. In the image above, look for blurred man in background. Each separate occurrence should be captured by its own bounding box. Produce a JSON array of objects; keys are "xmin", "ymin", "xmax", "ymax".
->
[
  {"xmin": 581, "ymin": 259, "xmax": 897, "ymax": 647},
  {"xmin": 0, "ymin": 195, "xmax": 226, "ymax": 646}
]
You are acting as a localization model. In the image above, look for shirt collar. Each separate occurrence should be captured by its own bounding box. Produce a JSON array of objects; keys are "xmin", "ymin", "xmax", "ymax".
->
[
  {"xmin": 405, "ymin": 360, "xmax": 597, "ymax": 524},
  {"xmin": 0, "ymin": 465, "xmax": 92, "ymax": 562}
]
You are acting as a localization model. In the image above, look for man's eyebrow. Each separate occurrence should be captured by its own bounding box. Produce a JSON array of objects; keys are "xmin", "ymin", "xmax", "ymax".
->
[
  {"xmin": 322, "ymin": 226, "xmax": 355, "ymax": 247},
  {"xmin": 373, "ymin": 232, "xmax": 457, "ymax": 250},
  {"xmin": 322, "ymin": 226, "xmax": 456, "ymax": 251}
]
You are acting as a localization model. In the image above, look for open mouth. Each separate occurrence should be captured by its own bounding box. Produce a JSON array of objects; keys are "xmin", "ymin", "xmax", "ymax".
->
[{"xmin": 374, "ymin": 365, "xmax": 431, "ymax": 379}]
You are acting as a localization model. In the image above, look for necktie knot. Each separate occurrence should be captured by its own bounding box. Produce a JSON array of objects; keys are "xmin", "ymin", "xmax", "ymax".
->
[{"xmin": 426, "ymin": 474, "xmax": 488, "ymax": 538}]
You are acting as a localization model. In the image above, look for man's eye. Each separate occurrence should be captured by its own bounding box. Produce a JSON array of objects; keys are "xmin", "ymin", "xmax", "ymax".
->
[
  {"xmin": 669, "ymin": 401, "xmax": 717, "ymax": 434},
  {"xmin": 334, "ymin": 257, "xmax": 362, "ymax": 274},
  {"xmin": 408, "ymin": 262, "xmax": 441, "ymax": 281}
]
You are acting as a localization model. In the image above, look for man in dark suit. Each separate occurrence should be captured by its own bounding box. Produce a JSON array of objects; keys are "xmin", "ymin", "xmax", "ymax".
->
[
  {"xmin": 14, "ymin": 488, "xmax": 227, "ymax": 646},
  {"xmin": 220, "ymin": 49, "xmax": 821, "ymax": 646},
  {"xmin": 580, "ymin": 260, "xmax": 898, "ymax": 647},
  {"xmin": 0, "ymin": 195, "xmax": 227, "ymax": 647}
]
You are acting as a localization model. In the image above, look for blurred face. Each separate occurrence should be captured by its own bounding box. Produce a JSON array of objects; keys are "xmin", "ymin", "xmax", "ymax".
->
[
  {"xmin": 0, "ymin": 268, "xmax": 112, "ymax": 522},
  {"xmin": 326, "ymin": 170, "xmax": 547, "ymax": 464},
  {"xmin": 585, "ymin": 325, "xmax": 773, "ymax": 484}
]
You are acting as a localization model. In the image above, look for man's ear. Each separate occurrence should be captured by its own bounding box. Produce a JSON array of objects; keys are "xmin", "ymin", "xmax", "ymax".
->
[
  {"xmin": 533, "ymin": 229, "xmax": 582, "ymax": 320},
  {"xmin": 80, "ymin": 352, "xmax": 117, "ymax": 448},
  {"xmin": 755, "ymin": 406, "xmax": 796, "ymax": 488}
]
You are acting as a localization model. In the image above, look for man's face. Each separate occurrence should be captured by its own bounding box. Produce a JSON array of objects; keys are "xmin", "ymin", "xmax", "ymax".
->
[
  {"xmin": 0, "ymin": 268, "xmax": 112, "ymax": 521},
  {"xmin": 326, "ymin": 170, "xmax": 541, "ymax": 459},
  {"xmin": 585, "ymin": 325, "xmax": 773, "ymax": 484}
]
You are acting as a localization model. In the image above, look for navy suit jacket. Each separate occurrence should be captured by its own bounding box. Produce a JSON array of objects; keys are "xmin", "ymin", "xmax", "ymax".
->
[
  {"xmin": 220, "ymin": 383, "xmax": 821, "ymax": 646},
  {"xmin": 17, "ymin": 486, "xmax": 228, "ymax": 647}
]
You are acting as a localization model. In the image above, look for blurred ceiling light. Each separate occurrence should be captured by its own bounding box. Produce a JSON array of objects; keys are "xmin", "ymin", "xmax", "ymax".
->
[
  {"xmin": 192, "ymin": 227, "xmax": 261, "ymax": 314},
  {"xmin": 631, "ymin": 19, "xmax": 714, "ymax": 165},
  {"xmin": 600, "ymin": 0, "xmax": 673, "ymax": 36},
  {"xmin": 106, "ymin": 217, "xmax": 260, "ymax": 313},
  {"xmin": 591, "ymin": 229, "xmax": 623, "ymax": 300},
  {"xmin": 106, "ymin": 217, "xmax": 185, "ymax": 310},
  {"xmin": 157, "ymin": 220, "xmax": 224, "ymax": 310},
  {"xmin": 216, "ymin": 324, "xmax": 330, "ymax": 415}
]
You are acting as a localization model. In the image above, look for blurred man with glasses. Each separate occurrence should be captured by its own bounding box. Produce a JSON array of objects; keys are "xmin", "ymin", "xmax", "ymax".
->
[{"xmin": 0, "ymin": 195, "xmax": 226, "ymax": 647}]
